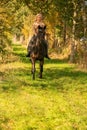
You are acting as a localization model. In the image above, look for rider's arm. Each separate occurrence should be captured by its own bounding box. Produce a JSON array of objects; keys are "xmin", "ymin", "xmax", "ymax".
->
[{"xmin": 33, "ymin": 22, "xmax": 38, "ymax": 35}]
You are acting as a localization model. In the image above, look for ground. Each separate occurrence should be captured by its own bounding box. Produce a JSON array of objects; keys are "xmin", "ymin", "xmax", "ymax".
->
[{"xmin": 0, "ymin": 43, "xmax": 87, "ymax": 130}]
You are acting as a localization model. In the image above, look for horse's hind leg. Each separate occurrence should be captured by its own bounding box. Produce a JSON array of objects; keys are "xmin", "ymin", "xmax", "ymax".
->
[
  {"xmin": 31, "ymin": 59, "xmax": 35, "ymax": 80},
  {"xmin": 39, "ymin": 60, "xmax": 44, "ymax": 78}
]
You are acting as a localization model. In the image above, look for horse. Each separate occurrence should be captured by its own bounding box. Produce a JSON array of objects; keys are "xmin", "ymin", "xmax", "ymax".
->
[{"xmin": 29, "ymin": 25, "xmax": 46, "ymax": 80}]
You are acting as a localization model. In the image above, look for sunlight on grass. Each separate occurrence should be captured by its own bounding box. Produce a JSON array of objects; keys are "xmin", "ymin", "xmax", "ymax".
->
[{"xmin": 0, "ymin": 44, "xmax": 87, "ymax": 130}]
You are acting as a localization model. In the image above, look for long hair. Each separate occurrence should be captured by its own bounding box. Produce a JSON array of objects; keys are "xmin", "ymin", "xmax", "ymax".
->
[{"xmin": 35, "ymin": 13, "xmax": 44, "ymax": 21}]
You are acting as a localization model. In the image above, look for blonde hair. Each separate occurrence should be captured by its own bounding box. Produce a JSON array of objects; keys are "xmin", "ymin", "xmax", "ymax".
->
[{"xmin": 35, "ymin": 13, "xmax": 43, "ymax": 21}]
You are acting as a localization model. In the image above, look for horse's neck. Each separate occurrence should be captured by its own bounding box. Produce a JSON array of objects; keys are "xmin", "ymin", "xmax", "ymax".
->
[
  {"xmin": 35, "ymin": 36, "xmax": 44, "ymax": 47},
  {"xmin": 37, "ymin": 33, "xmax": 45, "ymax": 40}
]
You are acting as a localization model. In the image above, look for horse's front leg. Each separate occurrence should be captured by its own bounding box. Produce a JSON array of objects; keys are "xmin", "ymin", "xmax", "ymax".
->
[
  {"xmin": 31, "ymin": 58, "xmax": 36, "ymax": 80},
  {"xmin": 39, "ymin": 59, "xmax": 44, "ymax": 78}
]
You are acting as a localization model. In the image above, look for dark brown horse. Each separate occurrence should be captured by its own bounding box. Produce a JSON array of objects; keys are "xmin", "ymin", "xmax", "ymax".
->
[{"xmin": 29, "ymin": 25, "xmax": 46, "ymax": 80}]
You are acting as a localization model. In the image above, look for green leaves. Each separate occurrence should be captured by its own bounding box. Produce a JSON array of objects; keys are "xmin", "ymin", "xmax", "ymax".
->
[{"xmin": 0, "ymin": 0, "xmax": 28, "ymax": 59}]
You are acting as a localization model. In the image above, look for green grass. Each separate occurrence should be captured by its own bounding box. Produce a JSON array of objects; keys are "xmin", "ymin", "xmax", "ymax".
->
[{"xmin": 0, "ymin": 44, "xmax": 87, "ymax": 130}]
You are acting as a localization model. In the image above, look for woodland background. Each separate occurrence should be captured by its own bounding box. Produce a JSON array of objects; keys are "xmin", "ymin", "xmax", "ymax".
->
[
  {"xmin": 0, "ymin": 0, "xmax": 87, "ymax": 68},
  {"xmin": 0, "ymin": 1, "xmax": 87, "ymax": 130}
]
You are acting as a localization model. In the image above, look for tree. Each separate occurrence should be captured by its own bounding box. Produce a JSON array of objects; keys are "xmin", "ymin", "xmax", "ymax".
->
[{"xmin": 0, "ymin": 0, "xmax": 28, "ymax": 61}]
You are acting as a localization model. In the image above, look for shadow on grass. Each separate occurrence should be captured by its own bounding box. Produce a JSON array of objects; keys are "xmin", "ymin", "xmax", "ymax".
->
[
  {"xmin": 44, "ymin": 67, "xmax": 87, "ymax": 91},
  {"xmin": 12, "ymin": 44, "xmax": 31, "ymax": 64},
  {"xmin": 0, "ymin": 67, "xmax": 31, "ymax": 92},
  {"xmin": 1, "ymin": 44, "xmax": 86, "ymax": 93},
  {"xmin": 1, "ymin": 63, "xmax": 87, "ymax": 93},
  {"xmin": 12, "ymin": 44, "xmax": 68, "ymax": 65}
]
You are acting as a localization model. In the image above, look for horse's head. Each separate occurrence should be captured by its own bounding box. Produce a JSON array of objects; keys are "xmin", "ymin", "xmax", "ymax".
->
[{"xmin": 37, "ymin": 25, "xmax": 46, "ymax": 39}]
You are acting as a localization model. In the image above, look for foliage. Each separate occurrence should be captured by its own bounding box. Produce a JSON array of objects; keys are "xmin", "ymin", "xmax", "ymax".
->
[
  {"xmin": 0, "ymin": 0, "xmax": 12, "ymax": 59},
  {"xmin": 22, "ymin": 0, "xmax": 52, "ymax": 15},
  {"xmin": 0, "ymin": 0, "xmax": 28, "ymax": 59},
  {"xmin": 1, "ymin": 0, "xmax": 87, "ymax": 65}
]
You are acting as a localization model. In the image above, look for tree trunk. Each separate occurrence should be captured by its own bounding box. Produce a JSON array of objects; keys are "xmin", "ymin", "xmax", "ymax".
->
[
  {"xmin": 63, "ymin": 20, "xmax": 67, "ymax": 45},
  {"xmin": 81, "ymin": 0, "xmax": 87, "ymax": 37},
  {"xmin": 70, "ymin": 1, "xmax": 77, "ymax": 63}
]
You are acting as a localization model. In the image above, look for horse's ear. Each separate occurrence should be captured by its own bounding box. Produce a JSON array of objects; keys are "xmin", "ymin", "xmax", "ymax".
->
[
  {"xmin": 38, "ymin": 25, "xmax": 42, "ymax": 29},
  {"xmin": 44, "ymin": 25, "xmax": 46, "ymax": 29}
]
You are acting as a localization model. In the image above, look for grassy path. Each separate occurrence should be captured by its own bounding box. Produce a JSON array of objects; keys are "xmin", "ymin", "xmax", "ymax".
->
[{"xmin": 0, "ymin": 44, "xmax": 87, "ymax": 130}]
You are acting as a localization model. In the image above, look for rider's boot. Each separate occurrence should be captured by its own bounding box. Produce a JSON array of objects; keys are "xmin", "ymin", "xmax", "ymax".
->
[
  {"xmin": 26, "ymin": 52, "xmax": 30, "ymax": 57},
  {"xmin": 45, "ymin": 53, "xmax": 50, "ymax": 59},
  {"xmin": 44, "ymin": 41, "xmax": 50, "ymax": 59}
]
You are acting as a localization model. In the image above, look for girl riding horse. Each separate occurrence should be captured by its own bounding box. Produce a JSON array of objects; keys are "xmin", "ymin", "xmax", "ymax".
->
[{"xmin": 26, "ymin": 13, "xmax": 50, "ymax": 59}]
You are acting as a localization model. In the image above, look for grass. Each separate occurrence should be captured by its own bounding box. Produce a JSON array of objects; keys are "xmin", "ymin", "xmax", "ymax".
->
[{"xmin": 0, "ymin": 43, "xmax": 87, "ymax": 130}]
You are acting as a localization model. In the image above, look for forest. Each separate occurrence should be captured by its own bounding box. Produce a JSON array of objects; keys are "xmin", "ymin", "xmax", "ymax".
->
[
  {"xmin": 0, "ymin": 0, "xmax": 87, "ymax": 67},
  {"xmin": 0, "ymin": 0, "xmax": 87, "ymax": 130}
]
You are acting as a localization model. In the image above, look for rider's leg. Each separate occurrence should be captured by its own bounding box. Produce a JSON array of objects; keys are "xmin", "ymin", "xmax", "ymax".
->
[
  {"xmin": 44, "ymin": 40, "xmax": 50, "ymax": 59},
  {"xmin": 26, "ymin": 35, "xmax": 36, "ymax": 57}
]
